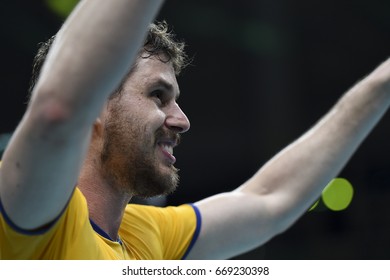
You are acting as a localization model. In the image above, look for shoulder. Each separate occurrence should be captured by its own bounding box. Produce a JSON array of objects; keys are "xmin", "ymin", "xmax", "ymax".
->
[
  {"xmin": 123, "ymin": 203, "xmax": 199, "ymax": 225},
  {"xmin": 0, "ymin": 186, "xmax": 93, "ymax": 259},
  {"xmin": 120, "ymin": 203, "xmax": 201, "ymax": 260}
]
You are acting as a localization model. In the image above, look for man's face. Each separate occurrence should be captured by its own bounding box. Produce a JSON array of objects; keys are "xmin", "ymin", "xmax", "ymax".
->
[{"xmin": 100, "ymin": 54, "xmax": 190, "ymax": 197}]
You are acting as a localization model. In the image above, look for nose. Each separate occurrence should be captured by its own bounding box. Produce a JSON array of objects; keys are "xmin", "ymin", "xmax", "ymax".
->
[{"xmin": 165, "ymin": 103, "xmax": 190, "ymax": 133}]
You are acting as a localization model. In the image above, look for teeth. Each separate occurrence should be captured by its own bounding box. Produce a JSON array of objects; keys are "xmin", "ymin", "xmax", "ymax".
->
[{"xmin": 161, "ymin": 144, "xmax": 173, "ymax": 155}]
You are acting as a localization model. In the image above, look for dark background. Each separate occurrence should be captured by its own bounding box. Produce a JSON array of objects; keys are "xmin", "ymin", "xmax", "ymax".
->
[{"xmin": 1, "ymin": 0, "xmax": 389, "ymax": 259}]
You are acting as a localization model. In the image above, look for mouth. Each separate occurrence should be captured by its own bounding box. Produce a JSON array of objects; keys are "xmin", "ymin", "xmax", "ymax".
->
[{"xmin": 157, "ymin": 140, "xmax": 177, "ymax": 165}]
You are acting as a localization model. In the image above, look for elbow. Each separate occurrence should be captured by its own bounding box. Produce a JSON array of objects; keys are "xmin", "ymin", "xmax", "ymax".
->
[
  {"xmin": 27, "ymin": 88, "xmax": 80, "ymax": 142},
  {"xmin": 31, "ymin": 92, "xmax": 72, "ymax": 125},
  {"xmin": 272, "ymin": 209, "xmax": 304, "ymax": 237}
]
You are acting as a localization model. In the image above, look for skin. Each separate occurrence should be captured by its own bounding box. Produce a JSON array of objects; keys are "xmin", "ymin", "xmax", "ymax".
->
[
  {"xmin": 188, "ymin": 60, "xmax": 390, "ymax": 259},
  {"xmin": 0, "ymin": 0, "xmax": 389, "ymax": 260},
  {"xmin": 0, "ymin": 0, "xmax": 164, "ymax": 231},
  {"xmin": 77, "ymin": 54, "xmax": 190, "ymax": 239}
]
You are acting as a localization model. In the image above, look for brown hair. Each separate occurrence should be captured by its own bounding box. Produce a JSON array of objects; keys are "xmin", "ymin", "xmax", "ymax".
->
[{"xmin": 28, "ymin": 21, "xmax": 189, "ymax": 98}]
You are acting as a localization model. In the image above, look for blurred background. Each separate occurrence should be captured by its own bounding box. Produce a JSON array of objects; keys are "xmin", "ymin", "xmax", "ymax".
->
[{"xmin": 0, "ymin": 0, "xmax": 389, "ymax": 259}]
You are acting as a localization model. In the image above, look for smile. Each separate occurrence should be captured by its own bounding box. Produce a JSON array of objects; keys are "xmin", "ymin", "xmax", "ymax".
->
[{"xmin": 157, "ymin": 141, "xmax": 176, "ymax": 165}]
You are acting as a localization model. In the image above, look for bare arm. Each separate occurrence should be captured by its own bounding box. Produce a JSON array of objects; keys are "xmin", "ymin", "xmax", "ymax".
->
[
  {"xmin": 0, "ymin": 0, "xmax": 163, "ymax": 230},
  {"xmin": 188, "ymin": 58, "xmax": 390, "ymax": 259}
]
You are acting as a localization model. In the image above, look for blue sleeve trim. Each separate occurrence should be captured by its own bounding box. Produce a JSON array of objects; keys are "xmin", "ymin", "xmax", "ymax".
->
[
  {"xmin": 181, "ymin": 203, "xmax": 202, "ymax": 260},
  {"xmin": 0, "ymin": 190, "xmax": 74, "ymax": 236}
]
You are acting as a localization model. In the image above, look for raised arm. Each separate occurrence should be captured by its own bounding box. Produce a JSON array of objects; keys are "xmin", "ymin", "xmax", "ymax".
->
[
  {"xmin": 0, "ymin": 0, "xmax": 163, "ymax": 230},
  {"xmin": 188, "ymin": 58, "xmax": 390, "ymax": 259}
]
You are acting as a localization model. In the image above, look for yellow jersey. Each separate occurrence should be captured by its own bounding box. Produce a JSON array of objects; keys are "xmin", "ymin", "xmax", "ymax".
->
[{"xmin": 0, "ymin": 188, "xmax": 201, "ymax": 259}]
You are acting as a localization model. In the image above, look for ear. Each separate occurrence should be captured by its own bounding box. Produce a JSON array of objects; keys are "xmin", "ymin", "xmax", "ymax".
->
[
  {"xmin": 92, "ymin": 117, "xmax": 104, "ymax": 139},
  {"xmin": 92, "ymin": 101, "xmax": 109, "ymax": 139}
]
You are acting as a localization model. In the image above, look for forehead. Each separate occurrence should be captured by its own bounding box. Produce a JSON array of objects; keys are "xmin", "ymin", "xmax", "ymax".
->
[{"xmin": 122, "ymin": 54, "xmax": 179, "ymax": 94}]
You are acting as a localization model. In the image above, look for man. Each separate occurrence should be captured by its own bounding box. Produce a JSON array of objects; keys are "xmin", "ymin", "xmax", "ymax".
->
[{"xmin": 0, "ymin": 0, "xmax": 389, "ymax": 259}]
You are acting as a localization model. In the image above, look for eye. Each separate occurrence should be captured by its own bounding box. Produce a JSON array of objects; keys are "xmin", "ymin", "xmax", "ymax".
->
[{"xmin": 151, "ymin": 90, "xmax": 166, "ymax": 105}]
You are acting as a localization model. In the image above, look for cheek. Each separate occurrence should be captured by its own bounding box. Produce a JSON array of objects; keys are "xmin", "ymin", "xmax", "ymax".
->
[
  {"xmin": 138, "ymin": 105, "xmax": 167, "ymax": 130},
  {"xmin": 112, "ymin": 97, "xmax": 167, "ymax": 134},
  {"xmin": 125, "ymin": 110, "xmax": 166, "ymax": 142},
  {"xmin": 154, "ymin": 110, "xmax": 167, "ymax": 127},
  {"xmin": 139, "ymin": 114, "xmax": 166, "ymax": 142}
]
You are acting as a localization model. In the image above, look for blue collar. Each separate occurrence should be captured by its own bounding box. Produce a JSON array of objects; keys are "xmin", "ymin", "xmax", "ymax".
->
[{"xmin": 89, "ymin": 219, "xmax": 122, "ymax": 244}]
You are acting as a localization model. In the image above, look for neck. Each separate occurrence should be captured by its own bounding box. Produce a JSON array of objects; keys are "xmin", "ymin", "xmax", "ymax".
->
[{"xmin": 78, "ymin": 164, "xmax": 132, "ymax": 241}]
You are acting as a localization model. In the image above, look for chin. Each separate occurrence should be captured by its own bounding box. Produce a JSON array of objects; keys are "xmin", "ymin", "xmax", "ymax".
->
[{"xmin": 131, "ymin": 166, "xmax": 179, "ymax": 198}]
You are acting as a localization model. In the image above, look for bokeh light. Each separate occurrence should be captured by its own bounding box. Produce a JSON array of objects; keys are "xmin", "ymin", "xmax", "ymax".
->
[
  {"xmin": 44, "ymin": 0, "xmax": 79, "ymax": 19},
  {"xmin": 308, "ymin": 200, "xmax": 319, "ymax": 211},
  {"xmin": 308, "ymin": 178, "xmax": 354, "ymax": 212},
  {"xmin": 322, "ymin": 178, "xmax": 354, "ymax": 211}
]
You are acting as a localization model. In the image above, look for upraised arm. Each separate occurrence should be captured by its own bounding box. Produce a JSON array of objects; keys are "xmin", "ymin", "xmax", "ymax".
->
[
  {"xmin": 188, "ymin": 58, "xmax": 390, "ymax": 259},
  {"xmin": 0, "ymin": 0, "xmax": 163, "ymax": 230}
]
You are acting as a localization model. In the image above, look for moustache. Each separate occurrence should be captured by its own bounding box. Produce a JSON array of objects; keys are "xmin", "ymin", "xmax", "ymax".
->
[{"xmin": 155, "ymin": 128, "xmax": 181, "ymax": 147}]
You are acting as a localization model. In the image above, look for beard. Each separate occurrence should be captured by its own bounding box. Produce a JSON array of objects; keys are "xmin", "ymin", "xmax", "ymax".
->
[{"xmin": 100, "ymin": 104, "xmax": 180, "ymax": 198}]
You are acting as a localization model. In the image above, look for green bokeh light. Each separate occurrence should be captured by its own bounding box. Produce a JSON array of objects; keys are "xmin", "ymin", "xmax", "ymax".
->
[
  {"xmin": 322, "ymin": 178, "xmax": 354, "ymax": 211},
  {"xmin": 308, "ymin": 178, "xmax": 354, "ymax": 212},
  {"xmin": 45, "ymin": 0, "xmax": 79, "ymax": 19},
  {"xmin": 308, "ymin": 200, "xmax": 319, "ymax": 211}
]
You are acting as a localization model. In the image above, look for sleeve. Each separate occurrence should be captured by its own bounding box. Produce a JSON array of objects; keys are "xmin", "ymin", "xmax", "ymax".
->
[
  {"xmin": 158, "ymin": 204, "xmax": 202, "ymax": 260},
  {"xmin": 0, "ymin": 188, "xmax": 94, "ymax": 259},
  {"xmin": 121, "ymin": 203, "xmax": 202, "ymax": 260}
]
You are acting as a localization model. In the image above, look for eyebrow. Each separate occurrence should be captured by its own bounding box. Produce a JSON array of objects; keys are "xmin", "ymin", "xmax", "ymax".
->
[{"xmin": 152, "ymin": 77, "xmax": 181, "ymax": 100}]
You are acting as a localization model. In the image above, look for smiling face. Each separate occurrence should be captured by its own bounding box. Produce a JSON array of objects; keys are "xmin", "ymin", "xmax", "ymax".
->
[{"xmin": 99, "ymin": 53, "xmax": 190, "ymax": 197}]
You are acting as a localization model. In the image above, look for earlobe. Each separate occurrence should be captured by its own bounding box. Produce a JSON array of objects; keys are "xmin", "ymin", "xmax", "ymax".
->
[{"xmin": 93, "ymin": 118, "xmax": 104, "ymax": 138}]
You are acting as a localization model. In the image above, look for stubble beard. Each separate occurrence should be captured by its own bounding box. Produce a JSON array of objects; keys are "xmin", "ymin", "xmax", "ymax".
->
[{"xmin": 100, "ymin": 109, "xmax": 180, "ymax": 198}]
